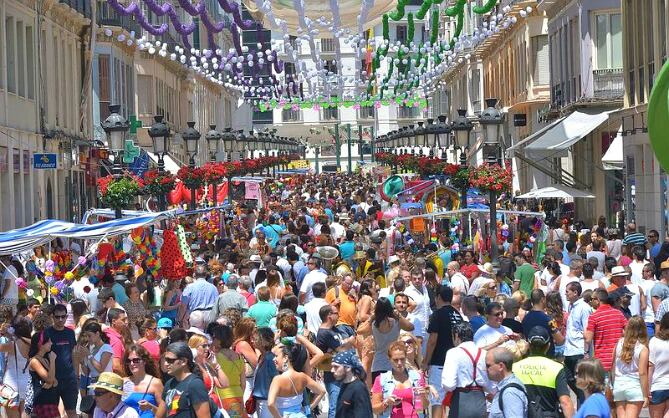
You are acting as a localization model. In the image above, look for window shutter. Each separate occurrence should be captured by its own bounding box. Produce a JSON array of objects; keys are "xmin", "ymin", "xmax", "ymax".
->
[{"xmin": 533, "ymin": 35, "xmax": 550, "ymax": 85}]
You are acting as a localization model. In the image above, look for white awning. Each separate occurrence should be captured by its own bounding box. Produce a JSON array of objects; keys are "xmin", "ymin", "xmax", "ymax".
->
[
  {"xmin": 516, "ymin": 184, "xmax": 595, "ymax": 199},
  {"xmin": 524, "ymin": 110, "xmax": 612, "ymax": 157},
  {"xmin": 146, "ymin": 151, "xmax": 182, "ymax": 175},
  {"xmin": 601, "ymin": 132, "xmax": 623, "ymax": 170},
  {"xmin": 506, "ymin": 116, "xmax": 566, "ymax": 156}
]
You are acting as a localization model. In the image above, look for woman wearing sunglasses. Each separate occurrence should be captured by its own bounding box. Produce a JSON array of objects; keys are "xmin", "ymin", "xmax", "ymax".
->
[{"xmin": 123, "ymin": 344, "xmax": 165, "ymax": 418}]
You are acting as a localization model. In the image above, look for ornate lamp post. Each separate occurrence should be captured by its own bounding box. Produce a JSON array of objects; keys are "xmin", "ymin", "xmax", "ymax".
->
[
  {"xmin": 181, "ymin": 121, "xmax": 201, "ymax": 210},
  {"xmin": 434, "ymin": 115, "xmax": 452, "ymax": 159},
  {"xmin": 222, "ymin": 128, "xmax": 236, "ymax": 163},
  {"xmin": 452, "ymin": 109, "xmax": 473, "ymax": 209},
  {"xmin": 101, "ymin": 104, "xmax": 129, "ymax": 218},
  {"xmin": 205, "ymin": 124, "xmax": 222, "ymax": 208},
  {"xmin": 148, "ymin": 115, "xmax": 171, "ymax": 212},
  {"xmin": 478, "ymin": 98, "xmax": 504, "ymax": 264}
]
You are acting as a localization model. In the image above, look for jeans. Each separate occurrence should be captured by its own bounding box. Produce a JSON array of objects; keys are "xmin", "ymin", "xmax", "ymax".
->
[
  {"xmin": 564, "ymin": 355, "xmax": 585, "ymax": 407},
  {"xmin": 324, "ymin": 374, "xmax": 341, "ymax": 418}
]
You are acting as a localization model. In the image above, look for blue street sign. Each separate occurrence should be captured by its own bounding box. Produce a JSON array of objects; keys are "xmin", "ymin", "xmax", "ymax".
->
[{"xmin": 33, "ymin": 153, "xmax": 57, "ymax": 169}]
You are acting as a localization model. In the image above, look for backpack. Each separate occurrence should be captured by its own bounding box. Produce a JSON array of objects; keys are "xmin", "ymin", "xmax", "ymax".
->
[{"xmin": 498, "ymin": 382, "xmax": 541, "ymax": 418}]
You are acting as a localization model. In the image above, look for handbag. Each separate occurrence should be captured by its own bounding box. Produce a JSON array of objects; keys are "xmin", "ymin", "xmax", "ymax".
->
[
  {"xmin": 244, "ymin": 396, "xmax": 257, "ymax": 415},
  {"xmin": 0, "ymin": 343, "xmax": 19, "ymax": 407},
  {"xmin": 79, "ymin": 365, "xmax": 95, "ymax": 415}
]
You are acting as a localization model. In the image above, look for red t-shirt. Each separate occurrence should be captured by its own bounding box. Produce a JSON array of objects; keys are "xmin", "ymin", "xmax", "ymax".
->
[
  {"xmin": 461, "ymin": 263, "xmax": 480, "ymax": 280},
  {"xmin": 140, "ymin": 339, "xmax": 161, "ymax": 364},
  {"xmin": 586, "ymin": 304, "xmax": 627, "ymax": 370},
  {"xmin": 104, "ymin": 327, "xmax": 126, "ymax": 360}
]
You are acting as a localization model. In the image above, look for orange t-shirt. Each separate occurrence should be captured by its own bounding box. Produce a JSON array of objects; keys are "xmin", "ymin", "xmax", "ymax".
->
[{"xmin": 325, "ymin": 286, "xmax": 357, "ymax": 327}]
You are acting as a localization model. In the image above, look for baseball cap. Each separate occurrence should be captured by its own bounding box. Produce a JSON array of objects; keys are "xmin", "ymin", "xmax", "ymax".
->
[
  {"xmin": 527, "ymin": 326, "xmax": 551, "ymax": 345},
  {"xmin": 157, "ymin": 318, "xmax": 173, "ymax": 329}
]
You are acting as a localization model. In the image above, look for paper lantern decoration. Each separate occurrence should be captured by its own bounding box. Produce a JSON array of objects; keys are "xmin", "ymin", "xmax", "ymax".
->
[{"xmin": 160, "ymin": 229, "xmax": 188, "ymax": 280}]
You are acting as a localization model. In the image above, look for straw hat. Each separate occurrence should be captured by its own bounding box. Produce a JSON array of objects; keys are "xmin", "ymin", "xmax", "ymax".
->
[{"xmin": 88, "ymin": 372, "xmax": 124, "ymax": 395}]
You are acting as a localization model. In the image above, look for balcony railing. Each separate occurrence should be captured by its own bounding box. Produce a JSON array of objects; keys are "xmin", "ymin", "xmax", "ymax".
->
[
  {"xmin": 321, "ymin": 38, "xmax": 336, "ymax": 53},
  {"xmin": 282, "ymin": 108, "xmax": 302, "ymax": 122},
  {"xmin": 593, "ymin": 68, "xmax": 624, "ymax": 100},
  {"xmin": 59, "ymin": 0, "xmax": 91, "ymax": 17},
  {"xmin": 398, "ymin": 106, "xmax": 420, "ymax": 119},
  {"xmin": 323, "ymin": 107, "xmax": 339, "ymax": 121},
  {"xmin": 97, "ymin": 1, "xmax": 142, "ymax": 35},
  {"xmin": 359, "ymin": 106, "xmax": 375, "ymax": 119}
]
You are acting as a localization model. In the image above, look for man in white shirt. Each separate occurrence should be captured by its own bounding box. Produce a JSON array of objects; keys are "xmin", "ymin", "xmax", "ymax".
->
[
  {"xmin": 558, "ymin": 260, "xmax": 583, "ymax": 310},
  {"xmin": 563, "ymin": 281, "xmax": 593, "ymax": 406},
  {"xmin": 299, "ymin": 256, "xmax": 328, "ymax": 304},
  {"xmin": 447, "ymin": 261, "xmax": 469, "ymax": 294},
  {"xmin": 304, "ymin": 282, "xmax": 329, "ymax": 334},
  {"xmin": 640, "ymin": 264, "xmax": 659, "ymax": 336},
  {"xmin": 441, "ymin": 322, "xmax": 494, "ymax": 418},
  {"xmin": 404, "ymin": 268, "xmax": 432, "ymax": 355},
  {"xmin": 330, "ymin": 216, "xmax": 346, "ymax": 242},
  {"xmin": 473, "ymin": 302, "xmax": 517, "ymax": 351}
]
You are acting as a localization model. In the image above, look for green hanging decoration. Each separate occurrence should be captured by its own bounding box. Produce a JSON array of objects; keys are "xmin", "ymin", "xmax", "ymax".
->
[
  {"xmin": 416, "ymin": 0, "xmax": 432, "ymax": 20},
  {"xmin": 473, "ymin": 0, "xmax": 498, "ymax": 14},
  {"xmin": 389, "ymin": 0, "xmax": 407, "ymax": 21},
  {"xmin": 430, "ymin": 10, "xmax": 439, "ymax": 44}
]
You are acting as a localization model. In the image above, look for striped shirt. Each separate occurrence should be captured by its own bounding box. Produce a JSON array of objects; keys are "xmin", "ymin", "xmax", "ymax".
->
[
  {"xmin": 586, "ymin": 304, "xmax": 628, "ymax": 370},
  {"xmin": 622, "ymin": 232, "xmax": 647, "ymax": 247}
]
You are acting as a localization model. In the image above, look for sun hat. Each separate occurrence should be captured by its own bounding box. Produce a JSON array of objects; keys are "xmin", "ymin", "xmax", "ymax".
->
[
  {"xmin": 88, "ymin": 372, "xmax": 124, "ymax": 395},
  {"xmin": 478, "ymin": 262, "xmax": 494, "ymax": 275},
  {"xmin": 388, "ymin": 255, "xmax": 400, "ymax": 265},
  {"xmin": 610, "ymin": 266, "xmax": 629, "ymax": 277}
]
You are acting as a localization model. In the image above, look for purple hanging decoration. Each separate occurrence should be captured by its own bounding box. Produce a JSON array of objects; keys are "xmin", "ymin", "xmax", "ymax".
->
[
  {"xmin": 142, "ymin": 0, "xmax": 196, "ymax": 35},
  {"xmin": 217, "ymin": 0, "xmax": 257, "ymax": 30},
  {"xmin": 230, "ymin": 24, "xmax": 243, "ymax": 55},
  {"xmin": 106, "ymin": 0, "xmax": 169, "ymax": 35}
]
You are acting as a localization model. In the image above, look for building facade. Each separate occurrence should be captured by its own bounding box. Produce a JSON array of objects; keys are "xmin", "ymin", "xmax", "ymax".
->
[{"xmin": 615, "ymin": 0, "xmax": 668, "ymax": 237}]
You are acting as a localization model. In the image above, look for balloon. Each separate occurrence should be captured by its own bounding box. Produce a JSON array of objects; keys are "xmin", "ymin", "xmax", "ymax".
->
[
  {"xmin": 45, "ymin": 259, "xmax": 55, "ymax": 272},
  {"xmin": 648, "ymin": 60, "xmax": 669, "ymax": 172},
  {"xmin": 78, "ymin": 256, "xmax": 87, "ymax": 266}
]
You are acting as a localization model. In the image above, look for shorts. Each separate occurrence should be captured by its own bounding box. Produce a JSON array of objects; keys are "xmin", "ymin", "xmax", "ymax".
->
[
  {"xmin": 613, "ymin": 375, "xmax": 644, "ymax": 402},
  {"xmin": 54, "ymin": 377, "xmax": 78, "ymax": 411},
  {"xmin": 428, "ymin": 365, "xmax": 444, "ymax": 407},
  {"xmin": 651, "ymin": 389, "xmax": 669, "ymax": 405},
  {"xmin": 31, "ymin": 404, "xmax": 60, "ymax": 418}
]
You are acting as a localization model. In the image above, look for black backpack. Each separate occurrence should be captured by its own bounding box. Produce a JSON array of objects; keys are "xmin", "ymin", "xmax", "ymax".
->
[{"xmin": 498, "ymin": 382, "xmax": 544, "ymax": 418}]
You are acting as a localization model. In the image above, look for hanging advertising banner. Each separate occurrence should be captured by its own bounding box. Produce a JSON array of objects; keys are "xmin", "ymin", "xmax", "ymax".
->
[{"xmin": 245, "ymin": 181, "xmax": 261, "ymax": 200}]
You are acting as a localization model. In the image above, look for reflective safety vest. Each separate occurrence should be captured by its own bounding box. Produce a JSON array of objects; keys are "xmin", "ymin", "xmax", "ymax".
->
[{"xmin": 513, "ymin": 355, "xmax": 564, "ymax": 389}]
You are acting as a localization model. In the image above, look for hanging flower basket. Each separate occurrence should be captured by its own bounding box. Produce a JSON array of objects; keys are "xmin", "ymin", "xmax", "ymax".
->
[
  {"xmin": 416, "ymin": 157, "xmax": 445, "ymax": 176},
  {"xmin": 97, "ymin": 173, "xmax": 143, "ymax": 209},
  {"xmin": 449, "ymin": 167, "xmax": 471, "ymax": 192},
  {"xmin": 142, "ymin": 169, "xmax": 176, "ymax": 197},
  {"xmin": 201, "ymin": 162, "xmax": 227, "ymax": 184},
  {"xmin": 443, "ymin": 163, "xmax": 461, "ymax": 177},
  {"xmin": 469, "ymin": 163, "xmax": 513, "ymax": 194},
  {"xmin": 177, "ymin": 166, "xmax": 205, "ymax": 190}
]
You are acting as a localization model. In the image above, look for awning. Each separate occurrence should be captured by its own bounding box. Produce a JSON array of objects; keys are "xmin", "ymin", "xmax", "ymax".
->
[
  {"xmin": 506, "ymin": 116, "xmax": 566, "ymax": 156},
  {"xmin": 601, "ymin": 132, "xmax": 623, "ymax": 170},
  {"xmin": 146, "ymin": 151, "xmax": 183, "ymax": 175},
  {"xmin": 516, "ymin": 184, "xmax": 595, "ymax": 199},
  {"xmin": 524, "ymin": 110, "xmax": 612, "ymax": 157}
]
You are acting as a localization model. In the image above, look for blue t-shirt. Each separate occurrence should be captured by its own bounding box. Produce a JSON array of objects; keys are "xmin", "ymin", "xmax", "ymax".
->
[
  {"xmin": 521, "ymin": 310, "xmax": 557, "ymax": 358},
  {"xmin": 438, "ymin": 249, "xmax": 452, "ymax": 268},
  {"xmin": 339, "ymin": 241, "xmax": 356, "ymax": 261},
  {"xmin": 574, "ymin": 393, "xmax": 610, "ymax": 418},
  {"xmin": 470, "ymin": 315, "xmax": 486, "ymax": 334}
]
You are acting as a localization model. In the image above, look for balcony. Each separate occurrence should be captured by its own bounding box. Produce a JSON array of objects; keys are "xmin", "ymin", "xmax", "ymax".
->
[
  {"xmin": 97, "ymin": 1, "xmax": 142, "ymax": 35},
  {"xmin": 593, "ymin": 68, "xmax": 624, "ymax": 100},
  {"xmin": 281, "ymin": 108, "xmax": 302, "ymax": 122},
  {"xmin": 323, "ymin": 107, "xmax": 339, "ymax": 121},
  {"xmin": 398, "ymin": 105, "xmax": 420, "ymax": 119},
  {"xmin": 359, "ymin": 106, "xmax": 375, "ymax": 119},
  {"xmin": 59, "ymin": 0, "xmax": 91, "ymax": 18}
]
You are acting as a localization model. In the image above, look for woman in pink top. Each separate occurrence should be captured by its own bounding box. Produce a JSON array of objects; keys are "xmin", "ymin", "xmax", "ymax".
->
[
  {"xmin": 136, "ymin": 318, "xmax": 161, "ymax": 365},
  {"xmin": 371, "ymin": 341, "xmax": 428, "ymax": 418}
]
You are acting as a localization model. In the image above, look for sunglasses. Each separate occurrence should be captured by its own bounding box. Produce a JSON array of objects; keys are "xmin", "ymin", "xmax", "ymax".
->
[
  {"xmin": 125, "ymin": 358, "xmax": 143, "ymax": 365},
  {"xmin": 163, "ymin": 356, "xmax": 180, "ymax": 364},
  {"xmin": 402, "ymin": 340, "xmax": 414, "ymax": 345},
  {"xmin": 94, "ymin": 390, "xmax": 109, "ymax": 397},
  {"xmin": 492, "ymin": 312, "xmax": 504, "ymax": 317}
]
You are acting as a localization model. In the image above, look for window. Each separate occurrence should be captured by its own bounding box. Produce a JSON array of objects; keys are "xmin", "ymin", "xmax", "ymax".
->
[
  {"xmin": 323, "ymin": 106, "xmax": 338, "ymax": 120},
  {"xmin": 594, "ymin": 12, "xmax": 622, "ymax": 69},
  {"xmin": 396, "ymin": 25, "xmax": 407, "ymax": 44},
  {"xmin": 282, "ymin": 108, "xmax": 301, "ymax": 122},
  {"xmin": 98, "ymin": 54, "xmax": 110, "ymax": 121},
  {"xmin": 17, "ymin": 21, "xmax": 25, "ymax": 97},
  {"xmin": 324, "ymin": 60, "xmax": 337, "ymax": 75},
  {"xmin": 6, "ymin": 16, "xmax": 15, "ymax": 93},
  {"xmin": 137, "ymin": 75, "xmax": 154, "ymax": 115},
  {"xmin": 26, "ymin": 26, "xmax": 34, "ymax": 99},
  {"xmin": 359, "ymin": 105, "xmax": 374, "ymax": 119},
  {"xmin": 532, "ymin": 35, "xmax": 550, "ymax": 85}
]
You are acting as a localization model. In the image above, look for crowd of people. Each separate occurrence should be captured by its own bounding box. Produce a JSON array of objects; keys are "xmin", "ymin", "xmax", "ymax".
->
[{"xmin": 0, "ymin": 172, "xmax": 663, "ymax": 418}]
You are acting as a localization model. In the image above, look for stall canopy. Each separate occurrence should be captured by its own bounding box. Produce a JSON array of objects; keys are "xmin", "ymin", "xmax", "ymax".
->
[
  {"xmin": 0, "ymin": 211, "xmax": 175, "ymax": 255},
  {"xmin": 516, "ymin": 184, "xmax": 595, "ymax": 199}
]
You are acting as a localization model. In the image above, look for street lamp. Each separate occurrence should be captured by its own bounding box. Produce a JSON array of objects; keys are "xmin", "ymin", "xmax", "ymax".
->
[
  {"xmin": 478, "ymin": 98, "xmax": 504, "ymax": 264},
  {"xmin": 100, "ymin": 104, "xmax": 129, "ymax": 218},
  {"xmin": 434, "ymin": 115, "xmax": 452, "ymax": 159},
  {"xmin": 414, "ymin": 122, "xmax": 425, "ymax": 154},
  {"xmin": 222, "ymin": 128, "xmax": 235, "ymax": 162},
  {"xmin": 181, "ymin": 121, "xmax": 201, "ymax": 210},
  {"xmin": 148, "ymin": 115, "xmax": 171, "ymax": 212},
  {"xmin": 205, "ymin": 125, "xmax": 222, "ymax": 162},
  {"xmin": 451, "ymin": 108, "xmax": 473, "ymax": 213}
]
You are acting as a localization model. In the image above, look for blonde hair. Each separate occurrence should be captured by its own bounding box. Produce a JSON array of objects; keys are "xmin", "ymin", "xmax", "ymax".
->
[
  {"xmin": 399, "ymin": 332, "xmax": 423, "ymax": 369},
  {"xmin": 576, "ymin": 359, "xmax": 606, "ymax": 393},
  {"xmin": 619, "ymin": 316, "xmax": 648, "ymax": 364},
  {"xmin": 188, "ymin": 334, "xmax": 209, "ymax": 349}
]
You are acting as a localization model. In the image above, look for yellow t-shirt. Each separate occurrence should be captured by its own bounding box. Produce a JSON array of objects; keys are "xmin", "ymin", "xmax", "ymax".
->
[{"xmin": 216, "ymin": 351, "xmax": 244, "ymax": 399}]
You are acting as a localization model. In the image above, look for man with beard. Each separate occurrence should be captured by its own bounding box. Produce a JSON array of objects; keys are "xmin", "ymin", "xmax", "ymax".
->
[{"xmin": 331, "ymin": 350, "xmax": 373, "ymax": 418}]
